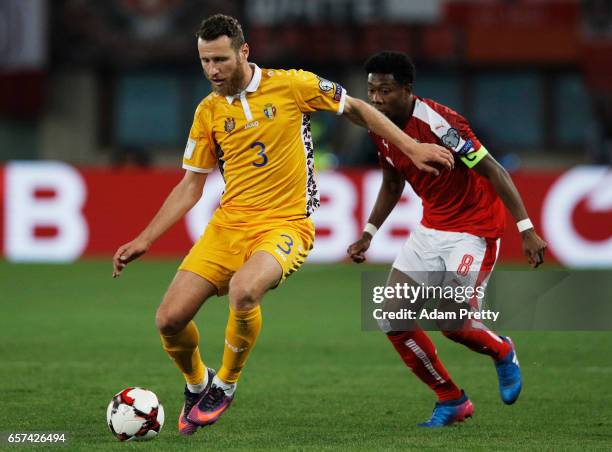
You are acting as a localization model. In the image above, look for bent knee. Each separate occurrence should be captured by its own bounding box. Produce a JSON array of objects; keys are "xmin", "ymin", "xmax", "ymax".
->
[
  {"xmin": 228, "ymin": 281, "xmax": 260, "ymax": 311},
  {"xmin": 155, "ymin": 307, "xmax": 189, "ymax": 335}
]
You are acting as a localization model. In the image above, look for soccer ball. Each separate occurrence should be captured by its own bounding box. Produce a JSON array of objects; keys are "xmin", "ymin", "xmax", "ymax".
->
[{"xmin": 106, "ymin": 387, "xmax": 165, "ymax": 441}]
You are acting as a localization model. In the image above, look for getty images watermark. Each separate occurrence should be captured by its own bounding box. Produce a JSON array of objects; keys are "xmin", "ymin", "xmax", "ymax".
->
[
  {"xmin": 371, "ymin": 283, "xmax": 499, "ymax": 322},
  {"xmin": 361, "ymin": 270, "xmax": 612, "ymax": 331}
]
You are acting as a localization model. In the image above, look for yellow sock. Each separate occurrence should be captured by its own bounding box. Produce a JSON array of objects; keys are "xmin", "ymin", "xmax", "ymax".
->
[
  {"xmin": 160, "ymin": 321, "xmax": 206, "ymax": 385},
  {"xmin": 218, "ymin": 305, "xmax": 262, "ymax": 384}
]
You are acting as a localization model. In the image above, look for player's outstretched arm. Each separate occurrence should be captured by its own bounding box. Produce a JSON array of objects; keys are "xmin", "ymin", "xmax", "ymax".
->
[
  {"xmin": 112, "ymin": 171, "xmax": 208, "ymax": 278},
  {"xmin": 342, "ymin": 96, "xmax": 454, "ymax": 176},
  {"xmin": 473, "ymin": 154, "xmax": 547, "ymax": 268},
  {"xmin": 347, "ymin": 167, "xmax": 405, "ymax": 263}
]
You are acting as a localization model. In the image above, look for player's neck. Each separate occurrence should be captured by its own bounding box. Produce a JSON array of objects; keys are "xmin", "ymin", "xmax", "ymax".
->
[{"xmin": 239, "ymin": 63, "xmax": 254, "ymax": 91}]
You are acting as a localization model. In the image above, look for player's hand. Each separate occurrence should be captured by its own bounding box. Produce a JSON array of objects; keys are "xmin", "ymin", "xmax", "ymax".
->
[
  {"xmin": 112, "ymin": 237, "xmax": 151, "ymax": 278},
  {"xmin": 347, "ymin": 234, "xmax": 372, "ymax": 263},
  {"xmin": 521, "ymin": 229, "xmax": 547, "ymax": 268},
  {"xmin": 407, "ymin": 143, "xmax": 454, "ymax": 176}
]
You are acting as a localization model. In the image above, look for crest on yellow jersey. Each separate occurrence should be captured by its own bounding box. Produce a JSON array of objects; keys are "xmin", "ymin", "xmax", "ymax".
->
[
  {"xmin": 317, "ymin": 76, "xmax": 334, "ymax": 92},
  {"xmin": 263, "ymin": 103, "xmax": 276, "ymax": 120},
  {"xmin": 224, "ymin": 117, "xmax": 236, "ymax": 133}
]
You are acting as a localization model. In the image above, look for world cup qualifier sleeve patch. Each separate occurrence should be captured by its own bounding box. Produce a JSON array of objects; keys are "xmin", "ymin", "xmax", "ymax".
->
[
  {"xmin": 457, "ymin": 139, "xmax": 475, "ymax": 156},
  {"xmin": 441, "ymin": 128, "xmax": 460, "ymax": 150},
  {"xmin": 317, "ymin": 76, "xmax": 334, "ymax": 92},
  {"xmin": 333, "ymin": 83, "xmax": 343, "ymax": 101},
  {"xmin": 317, "ymin": 76, "xmax": 343, "ymax": 101}
]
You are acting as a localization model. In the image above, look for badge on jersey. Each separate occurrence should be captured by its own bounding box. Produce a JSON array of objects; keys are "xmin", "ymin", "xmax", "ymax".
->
[
  {"xmin": 263, "ymin": 103, "xmax": 276, "ymax": 120},
  {"xmin": 441, "ymin": 128, "xmax": 460, "ymax": 150},
  {"xmin": 224, "ymin": 117, "xmax": 236, "ymax": 133},
  {"xmin": 458, "ymin": 139, "xmax": 475, "ymax": 155},
  {"xmin": 315, "ymin": 76, "xmax": 343, "ymax": 102},
  {"xmin": 317, "ymin": 76, "xmax": 334, "ymax": 93}
]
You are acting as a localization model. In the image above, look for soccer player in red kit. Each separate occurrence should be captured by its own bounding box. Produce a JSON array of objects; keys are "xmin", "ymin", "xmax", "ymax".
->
[{"xmin": 347, "ymin": 52, "xmax": 548, "ymax": 427}]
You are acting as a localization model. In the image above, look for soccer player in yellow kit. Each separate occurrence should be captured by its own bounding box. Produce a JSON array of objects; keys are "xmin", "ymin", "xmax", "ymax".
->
[{"xmin": 112, "ymin": 14, "xmax": 453, "ymax": 435}]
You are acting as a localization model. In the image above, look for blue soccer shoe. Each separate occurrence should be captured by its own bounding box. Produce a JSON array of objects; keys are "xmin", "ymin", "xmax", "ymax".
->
[
  {"xmin": 495, "ymin": 336, "xmax": 522, "ymax": 405},
  {"xmin": 418, "ymin": 391, "xmax": 474, "ymax": 427}
]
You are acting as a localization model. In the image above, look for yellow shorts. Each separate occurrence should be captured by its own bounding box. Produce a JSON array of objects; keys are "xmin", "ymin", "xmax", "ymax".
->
[{"xmin": 179, "ymin": 217, "xmax": 315, "ymax": 295}]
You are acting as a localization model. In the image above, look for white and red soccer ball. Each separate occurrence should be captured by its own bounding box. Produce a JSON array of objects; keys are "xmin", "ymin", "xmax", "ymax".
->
[{"xmin": 106, "ymin": 387, "xmax": 165, "ymax": 441}]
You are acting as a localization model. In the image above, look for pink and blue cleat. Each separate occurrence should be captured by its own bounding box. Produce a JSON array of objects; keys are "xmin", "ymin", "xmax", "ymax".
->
[{"xmin": 418, "ymin": 390, "xmax": 474, "ymax": 427}]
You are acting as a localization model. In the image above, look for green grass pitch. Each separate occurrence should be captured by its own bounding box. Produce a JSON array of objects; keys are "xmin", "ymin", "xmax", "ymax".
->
[{"xmin": 1, "ymin": 260, "xmax": 611, "ymax": 450}]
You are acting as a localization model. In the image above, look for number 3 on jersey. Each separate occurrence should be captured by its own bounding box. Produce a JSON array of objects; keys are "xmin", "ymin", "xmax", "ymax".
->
[
  {"xmin": 276, "ymin": 234, "xmax": 294, "ymax": 255},
  {"xmin": 251, "ymin": 141, "xmax": 268, "ymax": 167}
]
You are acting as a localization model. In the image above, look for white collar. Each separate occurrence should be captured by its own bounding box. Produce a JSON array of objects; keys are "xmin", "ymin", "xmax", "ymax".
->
[{"xmin": 225, "ymin": 63, "xmax": 262, "ymax": 104}]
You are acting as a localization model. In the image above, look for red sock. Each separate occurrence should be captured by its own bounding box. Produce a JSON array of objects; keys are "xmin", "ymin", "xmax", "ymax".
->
[
  {"xmin": 442, "ymin": 320, "xmax": 510, "ymax": 361},
  {"xmin": 387, "ymin": 327, "xmax": 463, "ymax": 402}
]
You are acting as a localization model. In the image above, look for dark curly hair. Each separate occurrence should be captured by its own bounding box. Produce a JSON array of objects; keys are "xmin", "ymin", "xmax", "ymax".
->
[
  {"xmin": 364, "ymin": 51, "xmax": 416, "ymax": 86},
  {"xmin": 196, "ymin": 14, "xmax": 245, "ymax": 51}
]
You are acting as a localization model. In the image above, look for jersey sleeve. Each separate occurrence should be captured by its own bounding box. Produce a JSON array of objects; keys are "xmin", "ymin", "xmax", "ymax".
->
[
  {"xmin": 288, "ymin": 70, "xmax": 347, "ymax": 115},
  {"xmin": 182, "ymin": 102, "xmax": 217, "ymax": 173},
  {"xmin": 417, "ymin": 100, "xmax": 488, "ymax": 168}
]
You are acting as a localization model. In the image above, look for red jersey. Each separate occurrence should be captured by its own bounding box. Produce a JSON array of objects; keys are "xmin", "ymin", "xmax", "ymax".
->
[{"xmin": 370, "ymin": 97, "xmax": 506, "ymax": 238}]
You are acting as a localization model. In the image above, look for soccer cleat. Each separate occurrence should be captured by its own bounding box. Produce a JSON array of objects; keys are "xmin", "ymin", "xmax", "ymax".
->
[
  {"xmin": 495, "ymin": 336, "xmax": 522, "ymax": 405},
  {"xmin": 418, "ymin": 391, "xmax": 474, "ymax": 427},
  {"xmin": 178, "ymin": 367, "xmax": 216, "ymax": 436},
  {"xmin": 187, "ymin": 380, "xmax": 234, "ymax": 427}
]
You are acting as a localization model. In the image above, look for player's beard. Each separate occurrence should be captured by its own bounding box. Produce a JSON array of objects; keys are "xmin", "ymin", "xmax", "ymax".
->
[{"xmin": 211, "ymin": 60, "xmax": 247, "ymax": 97}]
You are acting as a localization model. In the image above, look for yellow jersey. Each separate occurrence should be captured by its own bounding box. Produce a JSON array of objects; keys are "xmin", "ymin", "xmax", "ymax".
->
[{"xmin": 182, "ymin": 64, "xmax": 346, "ymax": 225}]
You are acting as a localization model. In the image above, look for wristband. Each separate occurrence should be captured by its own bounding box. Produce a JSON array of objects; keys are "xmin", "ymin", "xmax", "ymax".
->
[
  {"xmin": 363, "ymin": 223, "xmax": 378, "ymax": 237},
  {"xmin": 517, "ymin": 218, "xmax": 534, "ymax": 232}
]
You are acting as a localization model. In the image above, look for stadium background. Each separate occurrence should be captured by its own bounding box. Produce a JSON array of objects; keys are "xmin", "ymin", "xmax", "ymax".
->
[{"xmin": 1, "ymin": 0, "xmax": 611, "ymax": 449}]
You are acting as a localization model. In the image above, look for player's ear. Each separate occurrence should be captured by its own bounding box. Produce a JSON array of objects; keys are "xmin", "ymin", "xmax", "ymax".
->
[
  {"xmin": 400, "ymin": 83, "xmax": 412, "ymax": 102},
  {"xmin": 240, "ymin": 43, "xmax": 249, "ymax": 61}
]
